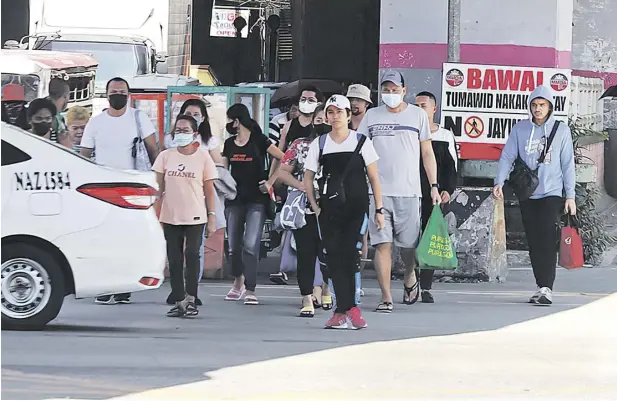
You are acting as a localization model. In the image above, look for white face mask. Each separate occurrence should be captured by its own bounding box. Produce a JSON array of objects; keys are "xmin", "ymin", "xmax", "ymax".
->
[
  {"xmin": 382, "ymin": 93, "xmax": 403, "ymax": 109},
  {"xmin": 173, "ymin": 133, "xmax": 195, "ymax": 147},
  {"xmin": 188, "ymin": 115, "xmax": 204, "ymax": 125},
  {"xmin": 298, "ymin": 100, "xmax": 318, "ymax": 114}
]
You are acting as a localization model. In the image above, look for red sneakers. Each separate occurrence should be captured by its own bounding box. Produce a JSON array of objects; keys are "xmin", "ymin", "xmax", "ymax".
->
[
  {"xmin": 324, "ymin": 313, "xmax": 348, "ymax": 329},
  {"xmin": 346, "ymin": 307, "xmax": 367, "ymax": 330}
]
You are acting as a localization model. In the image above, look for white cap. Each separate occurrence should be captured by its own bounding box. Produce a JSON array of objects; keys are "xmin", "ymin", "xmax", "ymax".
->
[
  {"xmin": 325, "ymin": 95, "xmax": 351, "ymax": 111},
  {"xmin": 346, "ymin": 84, "xmax": 372, "ymax": 104}
]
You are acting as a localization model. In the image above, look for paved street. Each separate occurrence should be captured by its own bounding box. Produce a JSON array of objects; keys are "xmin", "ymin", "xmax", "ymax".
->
[{"xmin": 1, "ymin": 267, "xmax": 616, "ymax": 400}]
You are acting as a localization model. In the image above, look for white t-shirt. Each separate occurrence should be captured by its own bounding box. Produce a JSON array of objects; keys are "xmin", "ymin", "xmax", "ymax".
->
[
  {"xmin": 81, "ymin": 107, "xmax": 155, "ymax": 170},
  {"xmin": 432, "ymin": 126, "xmax": 458, "ymax": 171},
  {"xmin": 200, "ymin": 135, "xmax": 221, "ymax": 152},
  {"xmin": 304, "ymin": 131, "xmax": 379, "ymax": 173},
  {"xmin": 357, "ymin": 104, "xmax": 431, "ymax": 197}
]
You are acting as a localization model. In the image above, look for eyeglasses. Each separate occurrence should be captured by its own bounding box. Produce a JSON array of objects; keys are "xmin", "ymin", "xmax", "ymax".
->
[{"xmin": 299, "ymin": 97, "xmax": 318, "ymax": 103}]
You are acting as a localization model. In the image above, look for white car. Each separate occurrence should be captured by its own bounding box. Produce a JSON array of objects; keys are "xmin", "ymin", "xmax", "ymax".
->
[{"xmin": 1, "ymin": 123, "xmax": 166, "ymax": 330}]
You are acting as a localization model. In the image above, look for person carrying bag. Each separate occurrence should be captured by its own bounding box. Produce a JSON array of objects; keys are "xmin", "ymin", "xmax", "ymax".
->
[
  {"xmin": 493, "ymin": 85, "xmax": 577, "ymax": 306},
  {"xmin": 559, "ymin": 215, "xmax": 584, "ymax": 269},
  {"xmin": 417, "ymin": 205, "xmax": 458, "ymax": 270}
]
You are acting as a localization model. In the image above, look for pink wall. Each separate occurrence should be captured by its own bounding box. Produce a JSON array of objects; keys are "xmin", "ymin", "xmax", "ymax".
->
[{"xmin": 379, "ymin": 43, "xmax": 572, "ymax": 70}]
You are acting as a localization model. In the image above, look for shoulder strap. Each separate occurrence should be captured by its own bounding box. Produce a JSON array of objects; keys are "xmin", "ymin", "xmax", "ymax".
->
[
  {"xmin": 318, "ymin": 134, "xmax": 327, "ymax": 163},
  {"xmin": 133, "ymin": 109, "xmax": 143, "ymax": 140},
  {"xmin": 538, "ymin": 120, "xmax": 560, "ymax": 164},
  {"xmin": 340, "ymin": 133, "xmax": 367, "ymax": 181}
]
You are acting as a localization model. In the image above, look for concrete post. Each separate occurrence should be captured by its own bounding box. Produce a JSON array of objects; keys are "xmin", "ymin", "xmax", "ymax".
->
[{"xmin": 447, "ymin": 0, "xmax": 461, "ymax": 62}]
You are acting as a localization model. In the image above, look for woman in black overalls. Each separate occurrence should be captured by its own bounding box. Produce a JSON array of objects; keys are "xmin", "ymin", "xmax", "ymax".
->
[{"xmin": 304, "ymin": 95, "xmax": 385, "ymax": 330}]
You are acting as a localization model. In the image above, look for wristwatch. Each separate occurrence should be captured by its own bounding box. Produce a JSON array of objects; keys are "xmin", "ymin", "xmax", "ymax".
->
[
  {"xmin": 208, "ymin": 212, "xmax": 216, "ymax": 216},
  {"xmin": 375, "ymin": 207, "xmax": 385, "ymax": 214},
  {"xmin": 431, "ymin": 183, "xmax": 440, "ymax": 190}
]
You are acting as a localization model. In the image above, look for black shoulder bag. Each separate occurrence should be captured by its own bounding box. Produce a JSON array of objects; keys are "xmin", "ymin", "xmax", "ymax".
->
[
  {"xmin": 508, "ymin": 121, "xmax": 560, "ymax": 201},
  {"xmin": 319, "ymin": 134, "xmax": 367, "ymax": 208}
]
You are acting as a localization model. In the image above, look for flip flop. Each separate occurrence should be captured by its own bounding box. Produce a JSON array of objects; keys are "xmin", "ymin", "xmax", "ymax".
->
[{"xmin": 403, "ymin": 281, "xmax": 420, "ymax": 305}]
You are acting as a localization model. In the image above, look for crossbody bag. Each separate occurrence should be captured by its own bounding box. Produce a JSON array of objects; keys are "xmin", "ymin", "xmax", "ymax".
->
[{"xmin": 508, "ymin": 120, "xmax": 560, "ymax": 201}]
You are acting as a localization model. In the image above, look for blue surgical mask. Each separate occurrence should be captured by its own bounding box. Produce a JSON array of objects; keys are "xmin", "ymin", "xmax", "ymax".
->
[{"xmin": 173, "ymin": 133, "xmax": 195, "ymax": 147}]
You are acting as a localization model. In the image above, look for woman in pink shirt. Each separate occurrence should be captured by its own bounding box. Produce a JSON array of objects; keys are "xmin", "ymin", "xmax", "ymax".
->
[{"xmin": 153, "ymin": 115, "xmax": 218, "ymax": 317}]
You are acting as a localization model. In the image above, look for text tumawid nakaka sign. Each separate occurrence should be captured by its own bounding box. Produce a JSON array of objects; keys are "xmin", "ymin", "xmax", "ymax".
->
[{"xmin": 440, "ymin": 63, "xmax": 571, "ymax": 160}]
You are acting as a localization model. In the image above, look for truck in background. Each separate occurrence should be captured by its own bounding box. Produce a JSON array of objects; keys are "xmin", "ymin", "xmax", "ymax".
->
[{"xmin": 27, "ymin": 0, "xmax": 174, "ymax": 114}]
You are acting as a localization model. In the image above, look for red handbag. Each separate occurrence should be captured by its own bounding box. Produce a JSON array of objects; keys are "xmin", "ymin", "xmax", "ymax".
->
[{"xmin": 559, "ymin": 215, "xmax": 584, "ymax": 269}]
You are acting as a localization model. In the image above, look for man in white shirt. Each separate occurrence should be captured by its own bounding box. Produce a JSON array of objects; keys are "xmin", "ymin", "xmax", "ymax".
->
[
  {"xmin": 80, "ymin": 77, "xmax": 159, "ymax": 305},
  {"xmin": 357, "ymin": 71, "xmax": 441, "ymax": 313}
]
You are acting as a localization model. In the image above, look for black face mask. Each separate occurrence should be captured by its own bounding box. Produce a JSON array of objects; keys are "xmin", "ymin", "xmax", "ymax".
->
[
  {"xmin": 108, "ymin": 94, "xmax": 128, "ymax": 110},
  {"xmin": 32, "ymin": 122, "xmax": 51, "ymax": 136},
  {"xmin": 226, "ymin": 122, "xmax": 238, "ymax": 135},
  {"xmin": 313, "ymin": 123, "xmax": 331, "ymax": 136}
]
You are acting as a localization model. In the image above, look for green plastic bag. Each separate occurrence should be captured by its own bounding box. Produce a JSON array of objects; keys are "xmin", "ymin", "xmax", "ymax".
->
[{"xmin": 417, "ymin": 205, "xmax": 458, "ymax": 270}]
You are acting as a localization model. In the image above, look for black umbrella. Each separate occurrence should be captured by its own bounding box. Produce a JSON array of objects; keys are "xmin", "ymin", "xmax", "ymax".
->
[
  {"xmin": 600, "ymin": 85, "xmax": 617, "ymax": 100},
  {"xmin": 270, "ymin": 79, "xmax": 344, "ymax": 108}
]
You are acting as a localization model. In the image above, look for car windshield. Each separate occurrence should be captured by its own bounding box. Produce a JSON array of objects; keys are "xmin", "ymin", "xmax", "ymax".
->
[{"xmin": 39, "ymin": 40, "xmax": 148, "ymax": 87}]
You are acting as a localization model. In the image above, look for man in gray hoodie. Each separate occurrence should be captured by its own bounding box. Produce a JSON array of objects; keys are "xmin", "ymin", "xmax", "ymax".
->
[{"xmin": 493, "ymin": 85, "xmax": 576, "ymax": 306}]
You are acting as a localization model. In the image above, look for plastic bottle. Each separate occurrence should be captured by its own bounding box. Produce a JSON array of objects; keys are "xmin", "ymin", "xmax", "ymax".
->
[{"xmin": 355, "ymin": 269, "xmax": 362, "ymax": 305}]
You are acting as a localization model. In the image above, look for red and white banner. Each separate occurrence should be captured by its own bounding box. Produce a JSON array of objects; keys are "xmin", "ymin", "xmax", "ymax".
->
[{"xmin": 440, "ymin": 63, "xmax": 571, "ymax": 160}]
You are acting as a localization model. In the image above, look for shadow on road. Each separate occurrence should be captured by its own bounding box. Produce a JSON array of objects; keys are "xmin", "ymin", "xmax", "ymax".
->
[{"xmin": 1, "ymin": 268, "xmax": 613, "ymax": 400}]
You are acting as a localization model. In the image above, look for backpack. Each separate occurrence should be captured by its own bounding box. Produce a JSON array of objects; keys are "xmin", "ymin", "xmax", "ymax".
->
[{"xmin": 317, "ymin": 133, "xmax": 366, "ymax": 208}]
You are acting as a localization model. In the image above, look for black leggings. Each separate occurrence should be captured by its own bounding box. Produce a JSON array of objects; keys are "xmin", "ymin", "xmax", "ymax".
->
[
  {"xmin": 163, "ymin": 223, "xmax": 205, "ymax": 301},
  {"xmin": 293, "ymin": 214, "xmax": 329, "ymax": 296},
  {"xmin": 520, "ymin": 196, "xmax": 563, "ymax": 289}
]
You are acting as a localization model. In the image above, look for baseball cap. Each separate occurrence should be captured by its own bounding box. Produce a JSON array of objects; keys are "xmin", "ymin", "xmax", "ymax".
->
[
  {"xmin": 346, "ymin": 84, "xmax": 372, "ymax": 104},
  {"xmin": 325, "ymin": 95, "xmax": 351, "ymax": 111},
  {"xmin": 1, "ymin": 84, "xmax": 25, "ymax": 102},
  {"xmin": 381, "ymin": 70, "xmax": 405, "ymax": 87}
]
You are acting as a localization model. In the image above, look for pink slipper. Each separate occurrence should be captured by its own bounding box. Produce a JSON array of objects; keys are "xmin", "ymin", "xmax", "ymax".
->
[{"xmin": 225, "ymin": 286, "xmax": 245, "ymax": 301}]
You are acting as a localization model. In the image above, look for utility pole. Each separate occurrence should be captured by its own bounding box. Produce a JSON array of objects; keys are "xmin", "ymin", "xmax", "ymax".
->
[{"xmin": 447, "ymin": 0, "xmax": 461, "ymax": 62}]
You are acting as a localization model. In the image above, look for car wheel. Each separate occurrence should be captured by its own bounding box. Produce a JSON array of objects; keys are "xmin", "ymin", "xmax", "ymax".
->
[{"xmin": 1, "ymin": 243, "xmax": 65, "ymax": 330}]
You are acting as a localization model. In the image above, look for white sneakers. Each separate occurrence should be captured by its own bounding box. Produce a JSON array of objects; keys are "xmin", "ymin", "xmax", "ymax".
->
[{"xmin": 529, "ymin": 287, "xmax": 553, "ymax": 305}]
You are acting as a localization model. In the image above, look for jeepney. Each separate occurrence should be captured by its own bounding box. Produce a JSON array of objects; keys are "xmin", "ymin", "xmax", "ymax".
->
[{"xmin": 1, "ymin": 49, "xmax": 97, "ymax": 107}]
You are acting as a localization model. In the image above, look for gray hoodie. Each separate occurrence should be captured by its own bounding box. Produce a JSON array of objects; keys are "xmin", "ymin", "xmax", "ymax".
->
[{"xmin": 495, "ymin": 85, "xmax": 576, "ymax": 200}]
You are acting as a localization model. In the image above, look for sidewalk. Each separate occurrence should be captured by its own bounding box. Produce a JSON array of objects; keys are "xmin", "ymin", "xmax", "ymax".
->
[{"xmin": 114, "ymin": 293, "xmax": 617, "ymax": 401}]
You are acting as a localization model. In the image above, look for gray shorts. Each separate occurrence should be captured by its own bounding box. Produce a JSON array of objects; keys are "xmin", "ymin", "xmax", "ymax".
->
[{"xmin": 369, "ymin": 195, "xmax": 422, "ymax": 248}]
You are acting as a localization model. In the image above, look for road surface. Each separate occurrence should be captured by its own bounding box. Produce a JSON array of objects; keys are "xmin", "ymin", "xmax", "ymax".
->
[{"xmin": 1, "ymin": 268, "xmax": 615, "ymax": 400}]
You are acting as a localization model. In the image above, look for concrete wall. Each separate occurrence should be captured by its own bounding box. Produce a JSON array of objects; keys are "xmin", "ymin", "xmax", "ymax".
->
[
  {"xmin": 379, "ymin": 0, "xmax": 574, "ymax": 105},
  {"xmin": 168, "ymin": 0, "xmax": 192, "ymax": 75},
  {"xmin": 572, "ymin": 0, "xmax": 617, "ymax": 129}
]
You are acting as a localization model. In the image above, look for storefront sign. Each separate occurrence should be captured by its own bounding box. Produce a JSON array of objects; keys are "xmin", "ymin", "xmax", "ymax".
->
[
  {"xmin": 440, "ymin": 63, "xmax": 571, "ymax": 160},
  {"xmin": 210, "ymin": 8, "xmax": 251, "ymax": 38}
]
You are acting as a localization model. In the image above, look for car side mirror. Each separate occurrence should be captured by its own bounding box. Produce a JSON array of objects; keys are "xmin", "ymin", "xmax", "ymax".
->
[{"xmin": 154, "ymin": 51, "xmax": 168, "ymax": 63}]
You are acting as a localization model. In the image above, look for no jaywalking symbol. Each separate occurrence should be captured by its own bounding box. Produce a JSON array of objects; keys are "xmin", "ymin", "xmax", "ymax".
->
[{"xmin": 464, "ymin": 116, "xmax": 484, "ymax": 139}]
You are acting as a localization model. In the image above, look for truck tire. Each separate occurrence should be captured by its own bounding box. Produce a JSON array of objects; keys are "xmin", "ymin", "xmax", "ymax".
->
[{"xmin": 1, "ymin": 242, "xmax": 65, "ymax": 330}]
